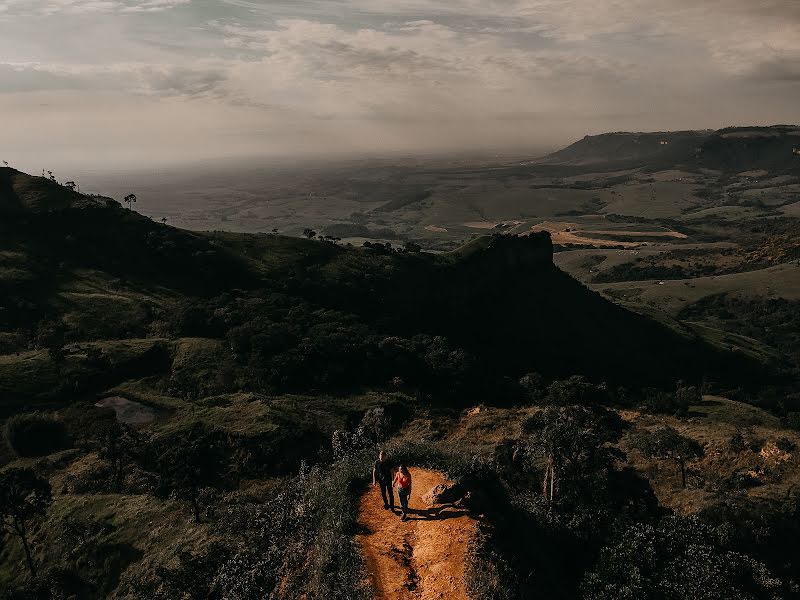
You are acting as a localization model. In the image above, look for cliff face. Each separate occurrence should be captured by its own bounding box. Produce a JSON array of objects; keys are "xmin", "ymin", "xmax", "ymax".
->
[
  {"xmin": 540, "ymin": 131, "xmax": 704, "ymax": 166},
  {"xmin": 457, "ymin": 232, "xmax": 554, "ymax": 275},
  {"xmin": 697, "ymin": 128, "xmax": 800, "ymax": 172},
  {"xmin": 540, "ymin": 125, "xmax": 800, "ymax": 173}
]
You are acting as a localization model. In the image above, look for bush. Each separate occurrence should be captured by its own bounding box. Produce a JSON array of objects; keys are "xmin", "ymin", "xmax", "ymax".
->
[
  {"xmin": 784, "ymin": 412, "xmax": 800, "ymax": 431},
  {"xmin": 639, "ymin": 383, "xmax": 695, "ymax": 417},
  {"xmin": 466, "ymin": 528, "xmax": 518, "ymax": 600},
  {"xmin": 582, "ymin": 516, "xmax": 783, "ymax": 599},
  {"xmin": 122, "ymin": 453, "xmax": 373, "ymax": 599},
  {"xmin": 4, "ymin": 412, "xmax": 70, "ymax": 457}
]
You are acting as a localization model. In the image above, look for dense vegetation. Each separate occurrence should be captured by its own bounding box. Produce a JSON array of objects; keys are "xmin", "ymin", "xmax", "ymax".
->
[{"xmin": 1, "ymin": 165, "xmax": 799, "ymax": 599}]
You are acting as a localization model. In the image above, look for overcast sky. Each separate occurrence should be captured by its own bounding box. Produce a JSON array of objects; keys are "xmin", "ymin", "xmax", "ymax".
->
[{"xmin": 1, "ymin": 0, "xmax": 798, "ymax": 173}]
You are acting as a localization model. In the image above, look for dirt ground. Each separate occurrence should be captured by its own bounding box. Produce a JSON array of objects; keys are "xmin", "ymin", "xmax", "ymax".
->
[
  {"xmin": 530, "ymin": 220, "xmax": 686, "ymax": 247},
  {"xmin": 357, "ymin": 468, "xmax": 477, "ymax": 600}
]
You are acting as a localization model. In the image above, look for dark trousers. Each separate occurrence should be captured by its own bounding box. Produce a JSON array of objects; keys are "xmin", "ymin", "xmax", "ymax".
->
[
  {"xmin": 379, "ymin": 480, "xmax": 394, "ymax": 509},
  {"xmin": 398, "ymin": 487, "xmax": 410, "ymax": 516}
]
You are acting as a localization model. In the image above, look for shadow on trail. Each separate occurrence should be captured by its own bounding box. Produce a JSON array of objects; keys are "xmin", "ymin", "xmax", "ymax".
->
[{"xmin": 405, "ymin": 505, "xmax": 469, "ymax": 522}]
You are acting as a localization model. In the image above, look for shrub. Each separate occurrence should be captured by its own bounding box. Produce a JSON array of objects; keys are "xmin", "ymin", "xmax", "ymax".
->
[
  {"xmin": 582, "ymin": 516, "xmax": 783, "ymax": 599},
  {"xmin": 639, "ymin": 383, "xmax": 695, "ymax": 417},
  {"xmin": 784, "ymin": 412, "xmax": 800, "ymax": 431},
  {"xmin": 628, "ymin": 426, "xmax": 703, "ymax": 488},
  {"xmin": 728, "ymin": 430, "xmax": 747, "ymax": 453},
  {"xmin": 4, "ymin": 412, "xmax": 70, "ymax": 457},
  {"xmin": 466, "ymin": 528, "xmax": 517, "ymax": 600}
]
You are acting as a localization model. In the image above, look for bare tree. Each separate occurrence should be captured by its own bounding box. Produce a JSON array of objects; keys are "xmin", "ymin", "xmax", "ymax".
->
[{"xmin": 0, "ymin": 468, "xmax": 52, "ymax": 578}]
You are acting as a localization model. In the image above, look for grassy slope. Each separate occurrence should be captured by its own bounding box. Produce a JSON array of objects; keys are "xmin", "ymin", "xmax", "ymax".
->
[
  {"xmin": 0, "ymin": 163, "xmax": 798, "ymax": 597},
  {"xmin": 594, "ymin": 262, "xmax": 800, "ymax": 315}
]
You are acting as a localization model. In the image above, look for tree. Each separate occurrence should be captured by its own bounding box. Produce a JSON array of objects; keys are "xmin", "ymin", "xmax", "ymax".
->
[
  {"xmin": 123, "ymin": 193, "xmax": 137, "ymax": 210},
  {"xmin": 0, "ymin": 468, "xmax": 53, "ymax": 578},
  {"xmin": 519, "ymin": 372, "xmax": 545, "ymax": 402},
  {"xmin": 96, "ymin": 421, "xmax": 143, "ymax": 491},
  {"xmin": 522, "ymin": 405, "xmax": 625, "ymax": 504},
  {"xmin": 302, "ymin": 228, "xmax": 317, "ymax": 240},
  {"xmin": 64, "ymin": 181, "xmax": 79, "ymax": 192},
  {"xmin": 582, "ymin": 516, "xmax": 782, "ymax": 600},
  {"xmin": 675, "ymin": 381, "xmax": 701, "ymax": 416},
  {"xmin": 546, "ymin": 375, "xmax": 609, "ymax": 406},
  {"xmin": 156, "ymin": 424, "xmax": 231, "ymax": 522},
  {"xmin": 358, "ymin": 407, "xmax": 391, "ymax": 446},
  {"xmin": 629, "ymin": 426, "xmax": 703, "ymax": 488},
  {"xmin": 35, "ymin": 320, "xmax": 66, "ymax": 363}
]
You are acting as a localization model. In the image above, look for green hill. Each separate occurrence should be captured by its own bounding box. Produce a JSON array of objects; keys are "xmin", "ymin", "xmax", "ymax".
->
[
  {"xmin": 1, "ymin": 167, "xmax": 798, "ymax": 600},
  {"xmin": 0, "ymin": 167, "xmax": 108, "ymax": 215},
  {"xmin": 0, "ymin": 168, "xmax": 768, "ymax": 410}
]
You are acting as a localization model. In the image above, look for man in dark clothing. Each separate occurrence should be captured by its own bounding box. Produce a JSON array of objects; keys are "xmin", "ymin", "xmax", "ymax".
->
[{"xmin": 372, "ymin": 450, "xmax": 394, "ymax": 510}]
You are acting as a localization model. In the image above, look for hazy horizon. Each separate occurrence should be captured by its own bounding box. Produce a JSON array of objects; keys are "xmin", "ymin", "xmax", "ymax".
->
[{"xmin": 2, "ymin": 0, "xmax": 799, "ymax": 175}]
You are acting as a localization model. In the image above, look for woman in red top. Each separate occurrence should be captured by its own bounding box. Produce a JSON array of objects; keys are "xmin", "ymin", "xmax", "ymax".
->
[{"xmin": 393, "ymin": 465, "xmax": 412, "ymax": 521}]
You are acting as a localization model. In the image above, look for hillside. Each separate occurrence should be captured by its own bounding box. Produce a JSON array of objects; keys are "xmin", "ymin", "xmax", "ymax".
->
[
  {"xmin": 0, "ymin": 168, "xmax": 766, "ymax": 411},
  {"xmin": 1, "ymin": 166, "xmax": 799, "ymax": 600},
  {"xmin": 0, "ymin": 168, "xmax": 106, "ymax": 215},
  {"xmin": 539, "ymin": 125, "xmax": 800, "ymax": 173}
]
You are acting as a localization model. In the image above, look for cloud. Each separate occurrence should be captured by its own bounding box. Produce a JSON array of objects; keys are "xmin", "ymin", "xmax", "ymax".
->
[
  {"xmin": 1, "ymin": 0, "xmax": 799, "ymax": 171},
  {"xmin": 122, "ymin": 0, "xmax": 191, "ymax": 13},
  {"xmin": 0, "ymin": 61, "xmax": 227, "ymax": 97},
  {"xmin": 0, "ymin": 0, "xmax": 190, "ymax": 16},
  {"xmin": 219, "ymin": 17, "xmax": 636, "ymax": 117}
]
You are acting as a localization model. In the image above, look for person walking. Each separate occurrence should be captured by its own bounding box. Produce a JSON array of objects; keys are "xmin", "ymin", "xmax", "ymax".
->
[
  {"xmin": 372, "ymin": 450, "xmax": 395, "ymax": 511},
  {"xmin": 393, "ymin": 465, "xmax": 413, "ymax": 521}
]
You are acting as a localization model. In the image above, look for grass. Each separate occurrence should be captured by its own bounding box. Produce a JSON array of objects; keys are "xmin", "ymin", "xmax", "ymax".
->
[
  {"xmin": 594, "ymin": 261, "xmax": 800, "ymax": 315},
  {"xmin": 621, "ymin": 394, "xmax": 800, "ymax": 514},
  {"xmin": 0, "ymin": 490, "xmax": 215, "ymax": 594},
  {"xmin": 0, "ymin": 338, "xmax": 169, "ymax": 413},
  {"xmin": 0, "ymin": 350, "xmax": 61, "ymax": 402},
  {"xmin": 104, "ymin": 378, "xmax": 187, "ymax": 411},
  {"xmin": 2, "ymin": 392, "xmax": 798, "ymax": 598},
  {"xmin": 0, "ymin": 159, "xmax": 798, "ymax": 596},
  {"xmin": 59, "ymin": 292, "xmax": 150, "ymax": 340}
]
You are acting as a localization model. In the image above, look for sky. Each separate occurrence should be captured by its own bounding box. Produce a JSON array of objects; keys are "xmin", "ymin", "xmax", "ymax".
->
[{"xmin": 1, "ymin": 0, "xmax": 799, "ymax": 173}]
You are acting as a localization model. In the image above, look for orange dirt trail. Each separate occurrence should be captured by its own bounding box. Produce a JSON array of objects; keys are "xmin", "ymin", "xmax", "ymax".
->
[{"xmin": 357, "ymin": 468, "xmax": 477, "ymax": 600}]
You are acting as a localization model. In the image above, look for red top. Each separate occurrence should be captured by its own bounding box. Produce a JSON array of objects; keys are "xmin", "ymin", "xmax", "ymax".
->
[{"xmin": 395, "ymin": 472, "xmax": 411, "ymax": 489}]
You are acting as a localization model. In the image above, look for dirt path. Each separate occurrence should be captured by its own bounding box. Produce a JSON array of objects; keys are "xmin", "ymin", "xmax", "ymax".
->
[{"xmin": 357, "ymin": 468, "xmax": 477, "ymax": 600}]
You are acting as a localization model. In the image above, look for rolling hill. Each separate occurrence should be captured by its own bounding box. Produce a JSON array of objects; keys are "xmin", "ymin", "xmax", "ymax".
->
[
  {"xmin": 2, "ymin": 164, "xmax": 799, "ymax": 600},
  {"xmin": 0, "ymin": 166, "xmax": 767, "ymax": 411}
]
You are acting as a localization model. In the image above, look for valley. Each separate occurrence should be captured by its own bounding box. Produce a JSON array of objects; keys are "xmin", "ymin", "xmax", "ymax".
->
[{"xmin": 1, "ymin": 125, "xmax": 799, "ymax": 599}]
